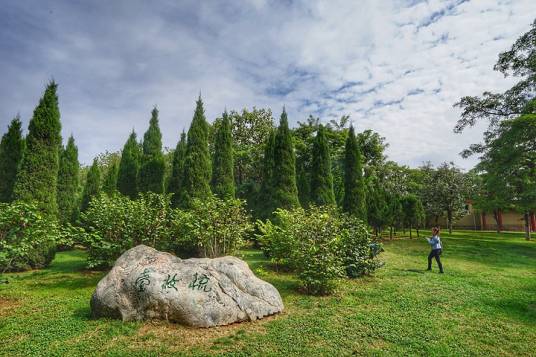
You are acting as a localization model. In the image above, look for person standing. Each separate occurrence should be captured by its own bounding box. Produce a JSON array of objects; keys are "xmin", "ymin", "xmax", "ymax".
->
[{"xmin": 425, "ymin": 227, "xmax": 444, "ymax": 273}]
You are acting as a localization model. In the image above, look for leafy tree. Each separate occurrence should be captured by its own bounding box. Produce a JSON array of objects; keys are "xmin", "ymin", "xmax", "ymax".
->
[
  {"xmin": 168, "ymin": 131, "xmax": 187, "ymax": 208},
  {"xmin": 57, "ymin": 136, "xmax": 80, "ymax": 223},
  {"xmin": 81, "ymin": 159, "xmax": 101, "ymax": 212},
  {"xmin": 454, "ymin": 20, "xmax": 536, "ymax": 157},
  {"xmin": 310, "ymin": 125, "xmax": 335, "ymax": 206},
  {"xmin": 13, "ymin": 82, "xmax": 62, "ymax": 216},
  {"xmin": 271, "ymin": 109, "xmax": 300, "ymax": 210},
  {"xmin": 401, "ymin": 194, "xmax": 425, "ymax": 238},
  {"xmin": 139, "ymin": 107, "xmax": 165, "ymax": 193},
  {"xmin": 385, "ymin": 193, "xmax": 403, "ymax": 239},
  {"xmin": 366, "ymin": 171, "xmax": 386, "ymax": 236},
  {"xmin": 211, "ymin": 111, "xmax": 235, "ymax": 198},
  {"xmin": 180, "ymin": 96, "xmax": 211, "ymax": 208},
  {"xmin": 479, "ymin": 115, "xmax": 536, "ymax": 239},
  {"xmin": 117, "ymin": 131, "xmax": 140, "ymax": 199},
  {"xmin": 0, "ymin": 116, "xmax": 24, "ymax": 202},
  {"xmin": 342, "ymin": 126, "xmax": 366, "ymax": 220},
  {"xmin": 470, "ymin": 170, "xmax": 509, "ymax": 233},
  {"xmin": 357, "ymin": 129, "xmax": 388, "ymax": 169},
  {"xmin": 102, "ymin": 159, "xmax": 119, "ymax": 196}
]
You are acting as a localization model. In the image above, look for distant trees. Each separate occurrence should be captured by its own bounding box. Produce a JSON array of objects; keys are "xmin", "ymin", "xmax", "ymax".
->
[
  {"xmin": 259, "ymin": 130, "xmax": 276, "ymax": 219},
  {"xmin": 57, "ymin": 136, "xmax": 80, "ymax": 223},
  {"xmin": 310, "ymin": 125, "xmax": 335, "ymax": 206},
  {"xmin": 180, "ymin": 96, "xmax": 211, "ymax": 208},
  {"xmin": 139, "ymin": 108, "xmax": 165, "ymax": 194},
  {"xmin": 13, "ymin": 82, "xmax": 62, "ymax": 216},
  {"xmin": 102, "ymin": 159, "xmax": 119, "ymax": 196},
  {"xmin": 342, "ymin": 126, "xmax": 366, "ymax": 220},
  {"xmin": 168, "ymin": 131, "xmax": 187, "ymax": 208},
  {"xmin": 211, "ymin": 111, "xmax": 235, "ymax": 199},
  {"xmin": 0, "ymin": 116, "xmax": 24, "ymax": 202},
  {"xmin": 81, "ymin": 159, "xmax": 101, "ymax": 212},
  {"xmin": 117, "ymin": 131, "xmax": 140, "ymax": 199}
]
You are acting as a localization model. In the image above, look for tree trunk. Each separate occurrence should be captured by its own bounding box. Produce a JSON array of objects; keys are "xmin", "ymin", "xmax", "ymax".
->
[
  {"xmin": 447, "ymin": 210, "xmax": 453, "ymax": 234},
  {"xmin": 417, "ymin": 228, "xmax": 420, "ymax": 237},
  {"xmin": 493, "ymin": 209, "xmax": 501, "ymax": 233},
  {"xmin": 409, "ymin": 224, "xmax": 413, "ymax": 239},
  {"xmin": 524, "ymin": 212, "xmax": 531, "ymax": 240},
  {"xmin": 389, "ymin": 226, "xmax": 393, "ymax": 240}
]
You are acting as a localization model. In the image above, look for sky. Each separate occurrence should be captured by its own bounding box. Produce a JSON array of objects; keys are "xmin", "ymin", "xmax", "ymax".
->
[{"xmin": 1, "ymin": 0, "xmax": 535, "ymax": 168}]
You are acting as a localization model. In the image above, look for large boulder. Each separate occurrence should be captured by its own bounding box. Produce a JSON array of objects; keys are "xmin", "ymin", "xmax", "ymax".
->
[{"xmin": 90, "ymin": 245, "xmax": 284, "ymax": 327}]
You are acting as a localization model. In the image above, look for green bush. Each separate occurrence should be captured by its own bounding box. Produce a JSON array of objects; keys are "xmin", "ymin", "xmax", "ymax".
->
[
  {"xmin": 80, "ymin": 193, "xmax": 173, "ymax": 268},
  {"xmin": 0, "ymin": 201, "xmax": 58, "ymax": 272},
  {"xmin": 171, "ymin": 195, "xmax": 253, "ymax": 258},
  {"xmin": 257, "ymin": 206, "xmax": 383, "ymax": 295}
]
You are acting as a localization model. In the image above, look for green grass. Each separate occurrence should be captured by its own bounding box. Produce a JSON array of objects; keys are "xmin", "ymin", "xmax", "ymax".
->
[{"xmin": 1, "ymin": 231, "xmax": 535, "ymax": 356}]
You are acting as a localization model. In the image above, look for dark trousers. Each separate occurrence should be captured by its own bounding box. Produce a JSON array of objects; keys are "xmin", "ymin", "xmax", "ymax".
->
[{"xmin": 428, "ymin": 249, "xmax": 443, "ymax": 272}]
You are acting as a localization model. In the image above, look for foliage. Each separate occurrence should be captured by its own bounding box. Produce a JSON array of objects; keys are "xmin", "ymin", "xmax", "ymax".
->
[
  {"xmin": 180, "ymin": 96, "xmax": 211, "ymax": 208},
  {"xmin": 117, "ymin": 131, "xmax": 141, "ymax": 199},
  {"xmin": 0, "ymin": 201, "xmax": 57, "ymax": 271},
  {"xmin": 271, "ymin": 109, "xmax": 300, "ymax": 210},
  {"xmin": 168, "ymin": 131, "xmax": 187, "ymax": 208},
  {"xmin": 139, "ymin": 107, "xmax": 165, "ymax": 194},
  {"xmin": 80, "ymin": 193, "xmax": 173, "ymax": 268},
  {"xmin": 13, "ymin": 81, "xmax": 62, "ymax": 216},
  {"xmin": 400, "ymin": 194, "xmax": 426, "ymax": 238},
  {"xmin": 0, "ymin": 116, "xmax": 24, "ymax": 203},
  {"xmin": 57, "ymin": 136, "xmax": 80, "ymax": 223},
  {"xmin": 258, "ymin": 130, "xmax": 277, "ymax": 219},
  {"xmin": 454, "ymin": 20, "xmax": 536, "ymax": 157},
  {"xmin": 102, "ymin": 159, "xmax": 119, "ymax": 196},
  {"xmin": 171, "ymin": 195, "xmax": 252, "ymax": 258},
  {"xmin": 310, "ymin": 125, "xmax": 335, "ymax": 206},
  {"xmin": 342, "ymin": 126, "xmax": 367, "ymax": 220},
  {"xmin": 80, "ymin": 159, "xmax": 101, "ymax": 212},
  {"xmin": 211, "ymin": 111, "xmax": 235, "ymax": 198}
]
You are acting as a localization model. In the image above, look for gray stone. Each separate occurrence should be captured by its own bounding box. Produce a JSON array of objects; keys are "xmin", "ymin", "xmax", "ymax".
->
[{"xmin": 90, "ymin": 245, "xmax": 284, "ymax": 327}]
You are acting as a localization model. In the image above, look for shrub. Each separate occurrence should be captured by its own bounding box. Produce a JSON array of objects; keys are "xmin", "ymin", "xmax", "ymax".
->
[
  {"xmin": 257, "ymin": 206, "xmax": 383, "ymax": 295},
  {"xmin": 171, "ymin": 195, "xmax": 252, "ymax": 258},
  {"xmin": 80, "ymin": 192, "xmax": 173, "ymax": 268},
  {"xmin": 0, "ymin": 201, "xmax": 58, "ymax": 272}
]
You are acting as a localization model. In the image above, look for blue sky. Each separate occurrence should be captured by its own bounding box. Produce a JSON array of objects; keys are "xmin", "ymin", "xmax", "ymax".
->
[{"xmin": 1, "ymin": 0, "xmax": 535, "ymax": 168}]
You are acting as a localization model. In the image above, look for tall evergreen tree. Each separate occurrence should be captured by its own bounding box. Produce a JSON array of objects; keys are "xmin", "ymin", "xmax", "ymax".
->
[
  {"xmin": 180, "ymin": 96, "xmax": 211, "ymax": 208},
  {"xmin": 310, "ymin": 125, "xmax": 335, "ymax": 206},
  {"xmin": 139, "ymin": 107, "xmax": 165, "ymax": 193},
  {"xmin": 57, "ymin": 136, "xmax": 80, "ymax": 223},
  {"xmin": 271, "ymin": 109, "xmax": 300, "ymax": 210},
  {"xmin": 343, "ymin": 126, "xmax": 367, "ymax": 220},
  {"xmin": 102, "ymin": 159, "xmax": 119, "ymax": 196},
  {"xmin": 168, "ymin": 131, "xmax": 187, "ymax": 208},
  {"xmin": 259, "ymin": 129, "xmax": 276, "ymax": 218},
  {"xmin": 81, "ymin": 159, "xmax": 101, "ymax": 211},
  {"xmin": 0, "ymin": 116, "xmax": 24, "ymax": 202},
  {"xmin": 211, "ymin": 111, "xmax": 235, "ymax": 198},
  {"xmin": 117, "ymin": 131, "xmax": 140, "ymax": 199},
  {"xmin": 13, "ymin": 81, "xmax": 62, "ymax": 216}
]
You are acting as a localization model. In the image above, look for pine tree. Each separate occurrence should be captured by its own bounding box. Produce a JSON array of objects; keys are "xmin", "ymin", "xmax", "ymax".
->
[
  {"xmin": 117, "ymin": 131, "xmax": 140, "ymax": 199},
  {"xmin": 13, "ymin": 81, "xmax": 62, "ymax": 216},
  {"xmin": 180, "ymin": 96, "xmax": 211, "ymax": 208},
  {"xmin": 343, "ymin": 126, "xmax": 367, "ymax": 220},
  {"xmin": 139, "ymin": 107, "xmax": 165, "ymax": 193},
  {"xmin": 259, "ymin": 130, "xmax": 276, "ymax": 218},
  {"xmin": 0, "ymin": 116, "xmax": 24, "ymax": 202},
  {"xmin": 81, "ymin": 159, "xmax": 101, "ymax": 211},
  {"xmin": 211, "ymin": 111, "xmax": 235, "ymax": 198},
  {"xmin": 271, "ymin": 109, "xmax": 300, "ymax": 210},
  {"xmin": 310, "ymin": 125, "xmax": 335, "ymax": 206},
  {"xmin": 168, "ymin": 131, "xmax": 187, "ymax": 208},
  {"xmin": 102, "ymin": 159, "xmax": 119, "ymax": 196},
  {"xmin": 57, "ymin": 136, "xmax": 80, "ymax": 223}
]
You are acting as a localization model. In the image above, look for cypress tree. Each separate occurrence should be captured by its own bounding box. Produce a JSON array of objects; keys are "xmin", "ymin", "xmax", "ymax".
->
[
  {"xmin": 81, "ymin": 159, "xmax": 101, "ymax": 211},
  {"xmin": 57, "ymin": 136, "xmax": 80, "ymax": 223},
  {"xmin": 168, "ymin": 131, "xmax": 187, "ymax": 208},
  {"xmin": 117, "ymin": 131, "xmax": 140, "ymax": 199},
  {"xmin": 0, "ymin": 116, "xmax": 24, "ymax": 202},
  {"xmin": 211, "ymin": 111, "xmax": 235, "ymax": 198},
  {"xmin": 180, "ymin": 96, "xmax": 211, "ymax": 208},
  {"xmin": 139, "ymin": 107, "xmax": 165, "ymax": 193},
  {"xmin": 310, "ymin": 125, "xmax": 335, "ymax": 206},
  {"xmin": 13, "ymin": 81, "xmax": 62, "ymax": 216},
  {"xmin": 259, "ymin": 130, "xmax": 276, "ymax": 218},
  {"xmin": 102, "ymin": 159, "xmax": 119, "ymax": 196},
  {"xmin": 343, "ymin": 126, "xmax": 367, "ymax": 220},
  {"xmin": 272, "ymin": 109, "xmax": 300, "ymax": 210}
]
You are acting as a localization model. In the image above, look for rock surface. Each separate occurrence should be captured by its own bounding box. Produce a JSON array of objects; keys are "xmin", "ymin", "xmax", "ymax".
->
[{"xmin": 90, "ymin": 245, "xmax": 284, "ymax": 327}]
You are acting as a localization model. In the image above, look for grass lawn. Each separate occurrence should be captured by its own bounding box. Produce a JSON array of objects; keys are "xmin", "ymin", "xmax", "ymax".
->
[{"xmin": 1, "ymin": 231, "xmax": 535, "ymax": 356}]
